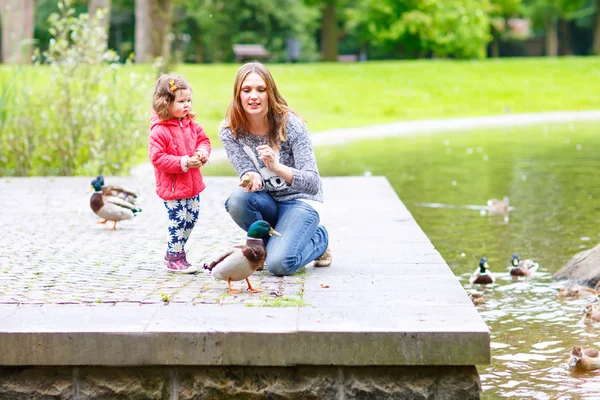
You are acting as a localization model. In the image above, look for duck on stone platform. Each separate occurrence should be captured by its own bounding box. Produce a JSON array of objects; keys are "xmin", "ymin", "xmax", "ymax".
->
[{"xmin": 203, "ymin": 220, "xmax": 280, "ymax": 294}]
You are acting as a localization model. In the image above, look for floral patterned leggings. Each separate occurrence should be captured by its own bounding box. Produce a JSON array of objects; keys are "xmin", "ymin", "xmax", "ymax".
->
[{"xmin": 163, "ymin": 194, "xmax": 201, "ymax": 254}]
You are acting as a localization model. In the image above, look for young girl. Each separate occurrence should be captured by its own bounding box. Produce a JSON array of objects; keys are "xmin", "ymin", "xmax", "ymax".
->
[{"xmin": 149, "ymin": 74, "xmax": 211, "ymax": 273}]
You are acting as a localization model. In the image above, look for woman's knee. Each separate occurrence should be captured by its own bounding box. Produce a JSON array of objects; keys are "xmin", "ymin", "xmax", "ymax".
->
[
  {"xmin": 267, "ymin": 253, "xmax": 300, "ymax": 276},
  {"xmin": 225, "ymin": 188, "xmax": 253, "ymax": 216}
]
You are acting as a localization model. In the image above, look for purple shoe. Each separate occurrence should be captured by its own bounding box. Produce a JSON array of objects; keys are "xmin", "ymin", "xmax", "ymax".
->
[{"xmin": 165, "ymin": 252, "xmax": 199, "ymax": 274}]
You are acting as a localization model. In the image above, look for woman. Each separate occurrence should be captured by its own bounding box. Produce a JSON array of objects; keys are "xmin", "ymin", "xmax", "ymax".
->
[{"xmin": 219, "ymin": 61, "xmax": 331, "ymax": 276}]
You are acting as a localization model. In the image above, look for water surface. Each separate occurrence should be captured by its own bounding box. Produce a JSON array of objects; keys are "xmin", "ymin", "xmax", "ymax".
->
[{"xmin": 316, "ymin": 121, "xmax": 600, "ymax": 399}]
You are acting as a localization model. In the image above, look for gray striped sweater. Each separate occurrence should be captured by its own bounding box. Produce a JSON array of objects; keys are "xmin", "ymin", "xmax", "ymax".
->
[{"xmin": 219, "ymin": 112, "xmax": 324, "ymax": 203}]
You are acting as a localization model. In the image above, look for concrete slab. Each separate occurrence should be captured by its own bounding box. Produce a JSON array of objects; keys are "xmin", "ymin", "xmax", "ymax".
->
[{"xmin": 0, "ymin": 176, "xmax": 489, "ymax": 366}]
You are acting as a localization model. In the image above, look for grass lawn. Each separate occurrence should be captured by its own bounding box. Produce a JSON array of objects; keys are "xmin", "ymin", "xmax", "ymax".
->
[
  {"xmin": 3, "ymin": 56, "xmax": 600, "ymax": 145},
  {"xmin": 179, "ymin": 57, "xmax": 600, "ymax": 139}
]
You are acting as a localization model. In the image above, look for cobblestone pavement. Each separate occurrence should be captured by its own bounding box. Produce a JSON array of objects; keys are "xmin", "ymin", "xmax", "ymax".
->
[{"xmin": 0, "ymin": 176, "xmax": 304, "ymax": 306}]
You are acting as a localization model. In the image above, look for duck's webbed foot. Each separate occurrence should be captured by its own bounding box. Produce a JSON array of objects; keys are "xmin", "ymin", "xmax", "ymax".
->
[
  {"xmin": 107, "ymin": 221, "xmax": 118, "ymax": 230},
  {"xmin": 227, "ymin": 278, "xmax": 242, "ymax": 294},
  {"xmin": 97, "ymin": 220, "xmax": 107, "ymax": 224},
  {"xmin": 246, "ymin": 278, "xmax": 263, "ymax": 293}
]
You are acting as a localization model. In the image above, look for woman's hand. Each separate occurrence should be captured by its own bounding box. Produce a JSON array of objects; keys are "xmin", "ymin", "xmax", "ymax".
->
[
  {"xmin": 256, "ymin": 145, "xmax": 279, "ymax": 172},
  {"xmin": 239, "ymin": 172, "xmax": 263, "ymax": 192}
]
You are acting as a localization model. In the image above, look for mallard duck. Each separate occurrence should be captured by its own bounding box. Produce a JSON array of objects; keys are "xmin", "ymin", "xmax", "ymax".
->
[
  {"xmin": 487, "ymin": 196, "xmax": 509, "ymax": 214},
  {"xmin": 568, "ymin": 346, "xmax": 600, "ymax": 371},
  {"xmin": 580, "ymin": 304, "xmax": 600, "ymax": 325},
  {"xmin": 96, "ymin": 175, "xmax": 138, "ymax": 204},
  {"xmin": 470, "ymin": 257, "xmax": 495, "ymax": 285},
  {"xmin": 203, "ymin": 220, "xmax": 281, "ymax": 294},
  {"xmin": 509, "ymin": 253, "xmax": 539, "ymax": 277},
  {"xmin": 90, "ymin": 178, "xmax": 142, "ymax": 230}
]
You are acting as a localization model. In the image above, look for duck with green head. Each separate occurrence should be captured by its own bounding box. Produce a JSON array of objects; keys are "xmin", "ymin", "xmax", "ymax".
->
[
  {"xmin": 96, "ymin": 175, "xmax": 138, "ymax": 204},
  {"xmin": 509, "ymin": 253, "xmax": 539, "ymax": 277},
  {"xmin": 203, "ymin": 220, "xmax": 281, "ymax": 294},
  {"xmin": 470, "ymin": 256, "xmax": 495, "ymax": 285},
  {"xmin": 90, "ymin": 178, "xmax": 142, "ymax": 230}
]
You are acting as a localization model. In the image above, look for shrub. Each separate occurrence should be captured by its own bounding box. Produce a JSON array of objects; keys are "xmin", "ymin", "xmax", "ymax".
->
[{"xmin": 0, "ymin": 0, "xmax": 153, "ymax": 176}]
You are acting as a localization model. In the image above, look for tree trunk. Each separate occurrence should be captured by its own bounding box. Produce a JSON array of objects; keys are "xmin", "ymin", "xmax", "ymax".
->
[
  {"xmin": 553, "ymin": 242, "xmax": 600, "ymax": 287},
  {"xmin": 559, "ymin": 18, "xmax": 572, "ymax": 55},
  {"xmin": 593, "ymin": 0, "xmax": 600, "ymax": 55},
  {"xmin": 320, "ymin": 0, "xmax": 338, "ymax": 62},
  {"xmin": 89, "ymin": 0, "xmax": 111, "ymax": 29},
  {"xmin": 491, "ymin": 36, "xmax": 500, "ymax": 58},
  {"xmin": 0, "ymin": 0, "xmax": 34, "ymax": 64},
  {"xmin": 134, "ymin": 0, "xmax": 152, "ymax": 63},
  {"xmin": 544, "ymin": 18, "xmax": 558, "ymax": 57},
  {"xmin": 152, "ymin": 0, "xmax": 173, "ymax": 73}
]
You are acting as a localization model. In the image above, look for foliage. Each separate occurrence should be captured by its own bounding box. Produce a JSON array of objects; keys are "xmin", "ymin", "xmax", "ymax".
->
[
  {"xmin": 523, "ymin": 0, "xmax": 588, "ymax": 28},
  {"xmin": 346, "ymin": 0, "xmax": 492, "ymax": 59},
  {"xmin": 0, "ymin": 0, "xmax": 153, "ymax": 176},
  {"xmin": 175, "ymin": 0, "xmax": 320, "ymax": 63}
]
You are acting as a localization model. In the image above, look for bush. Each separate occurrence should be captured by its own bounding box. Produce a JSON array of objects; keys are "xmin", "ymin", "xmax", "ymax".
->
[{"xmin": 0, "ymin": 0, "xmax": 153, "ymax": 176}]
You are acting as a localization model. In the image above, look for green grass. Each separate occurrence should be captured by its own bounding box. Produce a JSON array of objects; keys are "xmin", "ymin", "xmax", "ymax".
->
[{"xmin": 5, "ymin": 57, "xmax": 600, "ymax": 147}]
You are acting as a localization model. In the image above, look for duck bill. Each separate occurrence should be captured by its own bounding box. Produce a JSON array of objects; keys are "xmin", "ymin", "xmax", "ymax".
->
[
  {"xmin": 484, "ymin": 262, "xmax": 490, "ymax": 270},
  {"xmin": 269, "ymin": 227, "xmax": 281, "ymax": 237},
  {"xmin": 569, "ymin": 356, "xmax": 580, "ymax": 367}
]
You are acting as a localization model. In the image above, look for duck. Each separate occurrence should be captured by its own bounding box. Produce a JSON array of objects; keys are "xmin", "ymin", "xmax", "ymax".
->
[
  {"xmin": 470, "ymin": 257, "xmax": 495, "ymax": 285},
  {"xmin": 557, "ymin": 284, "xmax": 597, "ymax": 299},
  {"xmin": 568, "ymin": 346, "xmax": 600, "ymax": 371},
  {"xmin": 580, "ymin": 304, "xmax": 600, "ymax": 325},
  {"xmin": 203, "ymin": 220, "xmax": 281, "ymax": 294},
  {"xmin": 509, "ymin": 253, "xmax": 539, "ymax": 277},
  {"xmin": 487, "ymin": 196, "xmax": 509, "ymax": 214},
  {"xmin": 96, "ymin": 175, "xmax": 138, "ymax": 204},
  {"xmin": 90, "ymin": 178, "xmax": 142, "ymax": 230},
  {"xmin": 466, "ymin": 289, "xmax": 486, "ymax": 306}
]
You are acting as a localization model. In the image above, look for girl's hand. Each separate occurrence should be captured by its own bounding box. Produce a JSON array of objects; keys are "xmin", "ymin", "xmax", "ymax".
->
[
  {"xmin": 195, "ymin": 150, "xmax": 209, "ymax": 166},
  {"xmin": 256, "ymin": 145, "xmax": 279, "ymax": 172},
  {"xmin": 239, "ymin": 172, "xmax": 263, "ymax": 192},
  {"xmin": 187, "ymin": 155, "xmax": 202, "ymax": 169}
]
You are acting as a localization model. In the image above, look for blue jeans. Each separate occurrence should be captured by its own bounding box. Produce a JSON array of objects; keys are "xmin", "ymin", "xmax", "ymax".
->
[{"xmin": 224, "ymin": 188, "xmax": 329, "ymax": 276}]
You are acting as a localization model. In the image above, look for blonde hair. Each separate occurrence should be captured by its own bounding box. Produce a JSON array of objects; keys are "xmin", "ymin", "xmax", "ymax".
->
[
  {"xmin": 224, "ymin": 62, "xmax": 295, "ymax": 150},
  {"xmin": 152, "ymin": 74, "xmax": 196, "ymax": 121}
]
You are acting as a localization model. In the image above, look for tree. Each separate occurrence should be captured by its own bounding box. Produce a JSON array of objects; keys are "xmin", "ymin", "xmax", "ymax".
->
[
  {"xmin": 134, "ymin": 0, "xmax": 151, "ymax": 62},
  {"xmin": 134, "ymin": 0, "xmax": 173, "ymax": 66},
  {"xmin": 347, "ymin": 0, "xmax": 492, "ymax": 59},
  {"xmin": 593, "ymin": 0, "xmax": 600, "ymax": 54},
  {"xmin": 1, "ymin": 0, "xmax": 35, "ymax": 64},
  {"xmin": 89, "ymin": 0, "xmax": 111, "ymax": 27},
  {"xmin": 488, "ymin": 0, "xmax": 522, "ymax": 57},
  {"xmin": 524, "ymin": 0, "xmax": 587, "ymax": 56},
  {"xmin": 180, "ymin": 0, "xmax": 318, "ymax": 63},
  {"xmin": 305, "ymin": 0, "xmax": 346, "ymax": 61}
]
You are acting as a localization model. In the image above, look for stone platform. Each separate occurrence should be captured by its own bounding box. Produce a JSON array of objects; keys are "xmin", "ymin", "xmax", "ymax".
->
[{"xmin": 0, "ymin": 176, "xmax": 489, "ymax": 399}]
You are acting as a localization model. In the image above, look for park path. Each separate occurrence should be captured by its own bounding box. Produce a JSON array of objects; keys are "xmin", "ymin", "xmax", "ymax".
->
[{"xmin": 132, "ymin": 109, "xmax": 600, "ymax": 177}]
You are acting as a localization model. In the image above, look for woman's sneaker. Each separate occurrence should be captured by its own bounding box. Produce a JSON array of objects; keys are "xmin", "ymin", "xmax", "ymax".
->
[
  {"xmin": 313, "ymin": 246, "xmax": 332, "ymax": 267},
  {"xmin": 165, "ymin": 252, "xmax": 199, "ymax": 274}
]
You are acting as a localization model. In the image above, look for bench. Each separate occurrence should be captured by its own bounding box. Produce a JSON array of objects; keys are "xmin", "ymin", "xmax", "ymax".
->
[{"xmin": 233, "ymin": 44, "xmax": 269, "ymax": 62}]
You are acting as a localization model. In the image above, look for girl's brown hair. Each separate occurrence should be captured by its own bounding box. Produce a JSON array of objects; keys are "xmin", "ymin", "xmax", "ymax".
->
[
  {"xmin": 152, "ymin": 74, "xmax": 196, "ymax": 121},
  {"xmin": 224, "ymin": 62, "xmax": 295, "ymax": 150}
]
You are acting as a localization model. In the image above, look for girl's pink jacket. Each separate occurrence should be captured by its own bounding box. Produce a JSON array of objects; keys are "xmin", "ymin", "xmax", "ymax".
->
[{"xmin": 148, "ymin": 112, "xmax": 211, "ymax": 200}]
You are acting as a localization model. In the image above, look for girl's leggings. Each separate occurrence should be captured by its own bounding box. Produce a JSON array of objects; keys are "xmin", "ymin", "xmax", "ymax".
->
[{"xmin": 163, "ymin": 194, "xmax": 200, "ymax": 254}]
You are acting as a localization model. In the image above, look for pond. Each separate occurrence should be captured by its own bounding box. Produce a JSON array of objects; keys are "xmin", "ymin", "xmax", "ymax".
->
[{"xmin": 315, "ymin": 121, "xmax": 600, "ymax": 399}]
